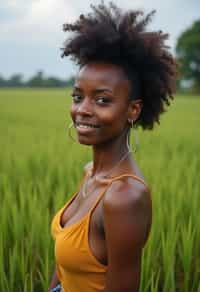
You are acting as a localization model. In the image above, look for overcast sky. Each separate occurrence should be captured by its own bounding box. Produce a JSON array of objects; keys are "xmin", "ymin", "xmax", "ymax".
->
[{"xmin": 0, "ymin": 0, "xmax": 200, "ymax": 80}]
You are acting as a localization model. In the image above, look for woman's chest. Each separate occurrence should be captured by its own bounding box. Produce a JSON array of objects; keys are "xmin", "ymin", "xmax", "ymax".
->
[
  {"xmin": 59, "ymin": 187, "xmax": 107, "ymax": 266},
  {"xmin": 60, "ymin": 186, "xmax": 106, "ymax": 241}
]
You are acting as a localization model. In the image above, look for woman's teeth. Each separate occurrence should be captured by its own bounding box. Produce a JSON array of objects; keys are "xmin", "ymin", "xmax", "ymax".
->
[{"xmin": 76, "ymin": 123, "xmax": 99, "ymax": 128}]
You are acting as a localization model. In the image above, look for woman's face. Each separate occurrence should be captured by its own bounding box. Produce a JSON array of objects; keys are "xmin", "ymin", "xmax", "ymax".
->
[{"xmin": 70, "ymin": 62, "xmax": 137, "ymax": 146}]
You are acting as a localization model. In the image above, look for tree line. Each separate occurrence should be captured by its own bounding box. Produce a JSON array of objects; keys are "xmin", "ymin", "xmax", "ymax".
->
[{"xmin": 0, "ymin": 71, "xmax": 74, "ymax": 88}]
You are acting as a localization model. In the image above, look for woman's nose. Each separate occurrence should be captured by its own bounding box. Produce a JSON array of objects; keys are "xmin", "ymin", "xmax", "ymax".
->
[{"xmin": 77, "ymin": 98, "xmax": 93, "ymax": 115}]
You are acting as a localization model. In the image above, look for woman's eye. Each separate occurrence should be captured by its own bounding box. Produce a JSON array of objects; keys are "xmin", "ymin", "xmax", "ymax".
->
[
  {"xmin": 71, "ymin": 94, "xmax": 82, "ymax": 103},
  {"xmin": 71, "ymin": 94, "xmax": 111, "ymax": 105},
  {"xmin": 96, "ymin": 97, "xmax": 111, "ymax": 104}
]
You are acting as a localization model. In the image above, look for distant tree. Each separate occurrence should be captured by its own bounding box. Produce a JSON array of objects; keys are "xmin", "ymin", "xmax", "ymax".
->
[
  {"xmin": 66, "ymin": 76, "xmax": 75, "ymax": 87},
  {"xmin": 44, "ymin": 77, "xmax": 67, "ymax": 87},
  {"xmin": 7, "ymin": 74, "xmax": 24, "ymax": 87},
  {"xmin": 45, "ymin": 77, "xmax": 61, "ymax": 87},
  {"xmin": 27, "ymin": 71, "xmax": 45, "ymax": 87},
  {"xmin": 0, "ymin": 75, "xmax": 7, "ymax": 87},
  {"xmin": 176, "ymin": 20, "xmax": 200, "ymax": 92}
]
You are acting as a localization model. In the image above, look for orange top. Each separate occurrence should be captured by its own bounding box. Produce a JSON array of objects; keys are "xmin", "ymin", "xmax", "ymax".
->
[{"xmin": 51, "ymin": 173, "xmax": 149, "ymax": 292}]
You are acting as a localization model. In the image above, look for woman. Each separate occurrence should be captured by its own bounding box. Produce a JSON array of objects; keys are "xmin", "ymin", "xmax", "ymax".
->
[{"xmin": 49, "ymin": 2, "xmax": 177, "ymax": 292}]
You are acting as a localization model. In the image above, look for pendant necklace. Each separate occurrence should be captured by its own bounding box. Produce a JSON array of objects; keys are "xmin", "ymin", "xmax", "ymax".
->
[{"xmin": 82, "ymin": 150, "xmax": 132, "ymax": 198}]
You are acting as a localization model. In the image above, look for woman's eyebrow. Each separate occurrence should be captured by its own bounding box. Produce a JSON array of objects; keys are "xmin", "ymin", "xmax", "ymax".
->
[
  {"xmin": 92, "ymin": 88, "xmax": 113, "ymax": 94},
  {"xmin": 73, "ymin": 86, "xmax": 82, "ymax": 92},
  {"xmin": 73, "ymin": 86, "xmax": 113, "ymax": 94}
]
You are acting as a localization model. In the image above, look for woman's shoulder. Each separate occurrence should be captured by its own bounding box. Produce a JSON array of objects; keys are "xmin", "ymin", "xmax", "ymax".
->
[
  {"xmin": 103, "ymin": 173, "xmax": 150, "ymax": 209},
  {"xmin": 102, "ymin": 173, "xmax": 152, "ymax": 247}
]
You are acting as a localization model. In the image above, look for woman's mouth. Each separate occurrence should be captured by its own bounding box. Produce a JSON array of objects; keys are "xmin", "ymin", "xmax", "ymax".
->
[{"xmin": 75, "ymin": 122, "xmax": 100, "ymax": 134}]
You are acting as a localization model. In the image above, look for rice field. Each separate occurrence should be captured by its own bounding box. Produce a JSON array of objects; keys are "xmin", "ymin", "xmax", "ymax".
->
[{"xmin": 0, "ymin": 89, "xmax": 199, "ymax": 292}]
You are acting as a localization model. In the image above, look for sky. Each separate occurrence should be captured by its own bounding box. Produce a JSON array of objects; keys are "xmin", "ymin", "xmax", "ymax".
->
[{"xmin": 0, "ymin": 0, "xmax": 200, "ymax": 80}]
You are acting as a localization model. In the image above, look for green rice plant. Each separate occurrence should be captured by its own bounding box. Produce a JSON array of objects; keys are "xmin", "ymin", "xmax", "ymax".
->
[
  {"xmin": 179, "ymin": 217, "xmax": 195, "ymax": 292},
  {"xmin": 0, "ymin": 89, "xmax": 199, "ymax": 291}
]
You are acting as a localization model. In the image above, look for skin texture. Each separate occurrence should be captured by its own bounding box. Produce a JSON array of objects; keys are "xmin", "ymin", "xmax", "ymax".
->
[{"xmin": 49, "ymin": 62, "xmax": 152, "ymax": 292}]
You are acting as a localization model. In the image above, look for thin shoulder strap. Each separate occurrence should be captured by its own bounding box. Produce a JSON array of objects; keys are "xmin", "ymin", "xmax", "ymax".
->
[
  {"xmin": 86, "ymin": 164, "xmax": 148, "ymax": 189},
  {"xmin": 109, "ymin": 173, "xmax": 149, "ymax": 189},
  {"xmin": 90, "ymin": 173, "xmax": 151, "ymax": 213}
]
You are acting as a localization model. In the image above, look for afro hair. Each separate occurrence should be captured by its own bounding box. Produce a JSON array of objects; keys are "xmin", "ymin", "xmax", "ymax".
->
[{"xmin": 61, "ymin": 1, "xmax": 178, "ymax": 129}]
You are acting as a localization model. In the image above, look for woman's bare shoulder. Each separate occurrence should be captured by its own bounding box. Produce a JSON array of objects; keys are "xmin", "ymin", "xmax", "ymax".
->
[
  {"xmin": 102, "ymin": 176, "xmax": 152, "ymax": 246},
  {"xmin": 103, "ymin": 175, "xmax": 150, "ymax": 208}
]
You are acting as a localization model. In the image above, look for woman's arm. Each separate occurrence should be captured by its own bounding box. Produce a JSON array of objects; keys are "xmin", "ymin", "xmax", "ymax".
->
[
  {"xmin": 103, "ymin": 179, "xmax": 152, "ymax": 292},
  {"xmin": 48, "ymin": 267, "xmax": 60, "ymax": 291}
]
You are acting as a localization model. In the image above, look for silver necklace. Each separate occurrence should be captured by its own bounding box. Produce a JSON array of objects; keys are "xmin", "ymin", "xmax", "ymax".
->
[{"xmin": 82, "ymin": 150, "xmax": 132, "ymax": 198}]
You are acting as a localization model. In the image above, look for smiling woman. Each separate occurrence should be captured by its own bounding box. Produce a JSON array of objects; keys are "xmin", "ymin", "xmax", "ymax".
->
[
  {"xmin": 49, "ymin": 2, "xmax": 177, "ymax": 292},
  {"xmin": 70, "ymin": 63, "xmax": 133, "ymax": 145}
]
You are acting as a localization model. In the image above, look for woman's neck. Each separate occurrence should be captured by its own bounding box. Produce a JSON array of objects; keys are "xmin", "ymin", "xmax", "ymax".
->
[{"xmin": 91, "ymin": 129, "xmax": 132, "ymax": 177}]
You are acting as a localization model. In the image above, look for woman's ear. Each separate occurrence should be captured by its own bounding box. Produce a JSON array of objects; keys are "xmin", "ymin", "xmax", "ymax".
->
[{"xmin": 128, "ymin": 99, "xmax": 143, "ymax": 122}]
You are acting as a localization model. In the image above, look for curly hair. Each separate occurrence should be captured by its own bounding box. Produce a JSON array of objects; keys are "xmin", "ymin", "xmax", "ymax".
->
[{"xmin": 61, "ymin": 2, "xmax": 177, "ymax": 130}]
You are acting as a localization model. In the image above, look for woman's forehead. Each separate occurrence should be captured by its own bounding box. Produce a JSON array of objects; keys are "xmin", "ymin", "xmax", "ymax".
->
[{"xmin": 75, "ymin": 62, "xmax": 130, "ymax": 92}]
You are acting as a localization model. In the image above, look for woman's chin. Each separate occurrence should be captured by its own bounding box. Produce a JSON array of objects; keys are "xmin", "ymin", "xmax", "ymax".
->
[{"xmin": 77, "ymin": 136, "xmax": 95, "ymax": 146}]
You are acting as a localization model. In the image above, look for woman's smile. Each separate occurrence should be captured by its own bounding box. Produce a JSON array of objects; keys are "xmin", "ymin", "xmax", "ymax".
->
[{"xmin": 75, "ymin": 121, "xmax": 101, "ymax": 134}]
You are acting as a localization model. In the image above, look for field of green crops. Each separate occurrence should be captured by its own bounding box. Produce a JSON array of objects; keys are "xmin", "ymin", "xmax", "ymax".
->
[{"xmin": 0, "ymin": 89, "xmax": 199, "ymax": 292}]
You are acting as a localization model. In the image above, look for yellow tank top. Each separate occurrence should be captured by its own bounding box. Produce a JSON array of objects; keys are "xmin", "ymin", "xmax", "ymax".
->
[{"xmin": 51, "ymin": 173, "xmax": 149, "ymax": 292}]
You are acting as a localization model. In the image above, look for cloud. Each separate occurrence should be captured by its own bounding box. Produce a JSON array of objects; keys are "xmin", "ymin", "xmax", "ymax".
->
[
  {"xmin": 0, "ymin": 0, "xmax": 200, "ymax": 78},
  {"xmin": 1, "ymin": 0, "xmax": 77, "ymax": 44},
  {"xmin": 1, "ymin": 0, "xmax": 199, "ymax": 47},
  {"xmin": 0, "ymin": 0, "xmax": 36, "ymax": 22}
]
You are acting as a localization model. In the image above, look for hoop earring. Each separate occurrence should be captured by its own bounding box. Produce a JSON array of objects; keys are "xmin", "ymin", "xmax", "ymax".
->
[
  {"xmin": 127, "ymin": 119, "xmax": 139, "ymax": 153},
  {"xmin": 67, "ymin": 122, "xmax": 77, "ymax": 142}
]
